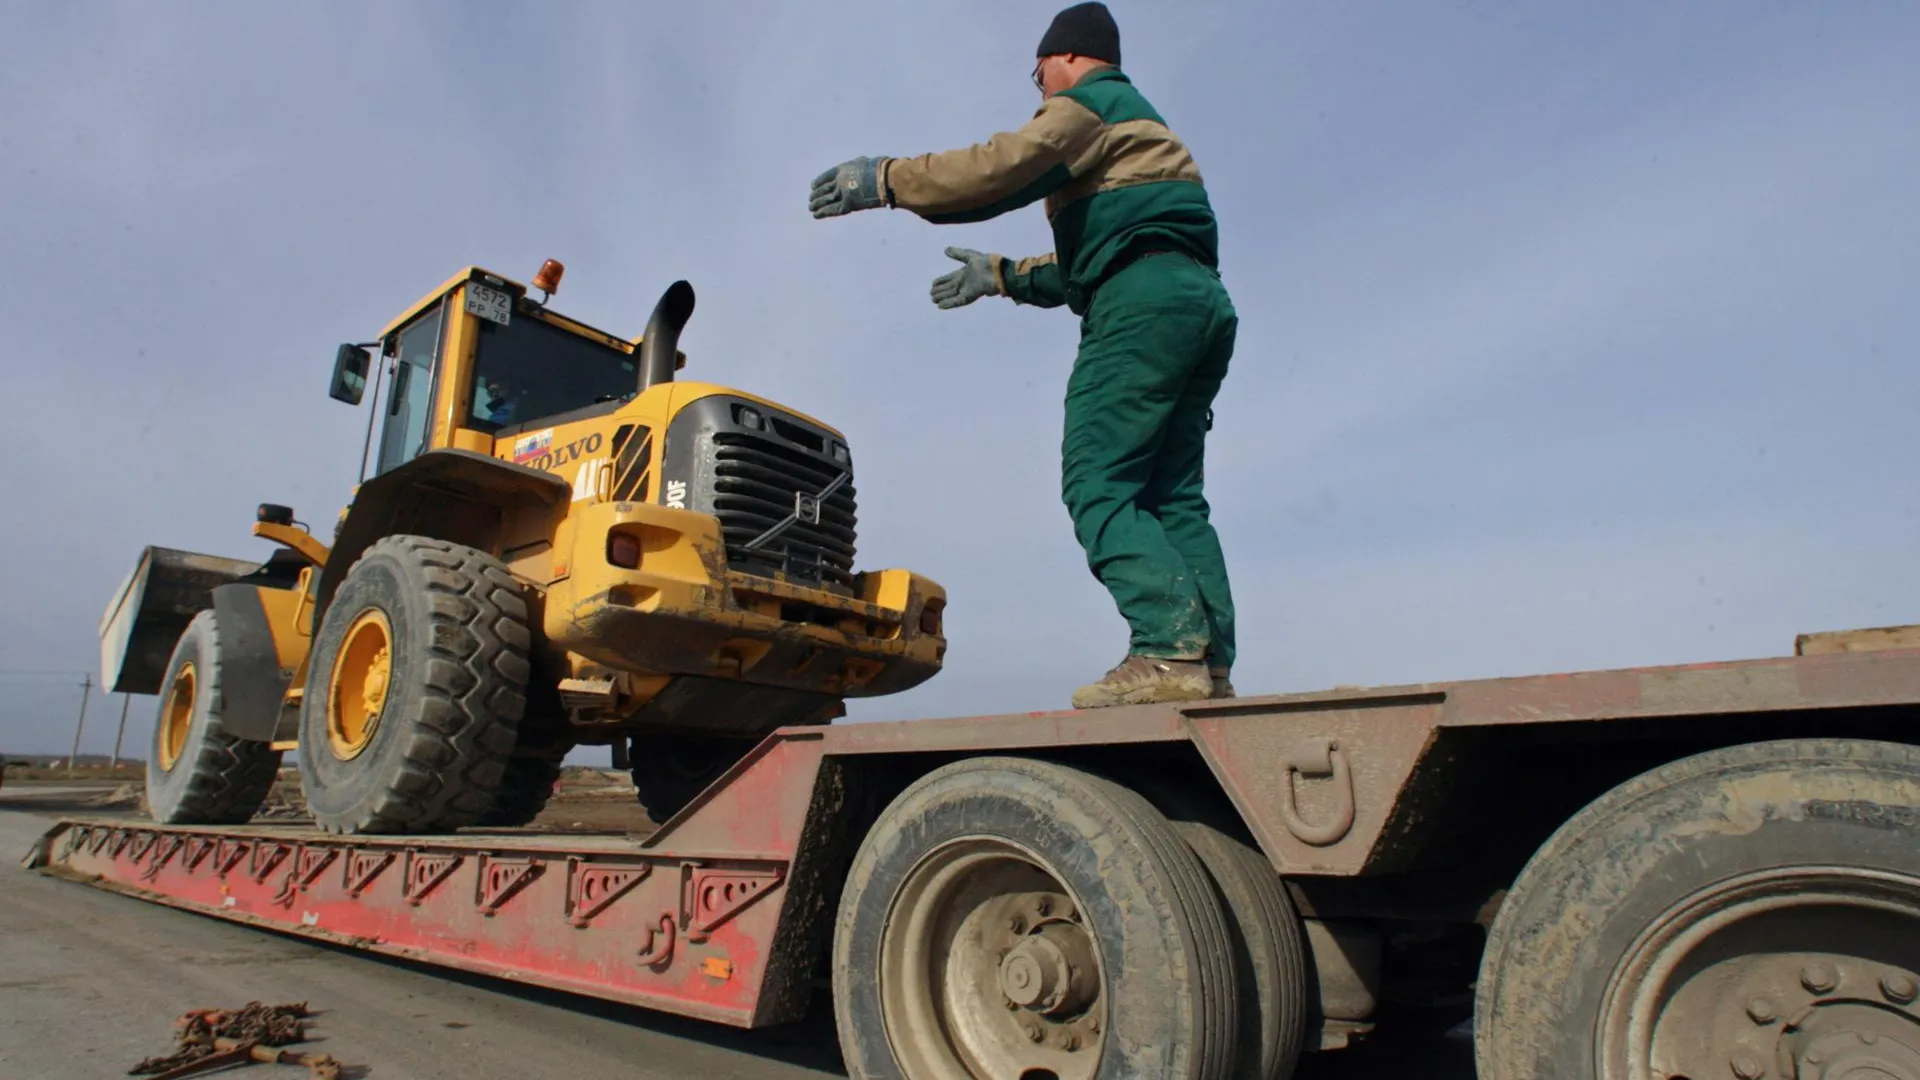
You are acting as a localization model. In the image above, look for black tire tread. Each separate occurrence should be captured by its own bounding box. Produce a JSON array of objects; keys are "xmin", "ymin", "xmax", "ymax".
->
[
  {"xmin": 1169, "ymin": 817, "xmax": 1310, "ymax": 1080},
  {"xmin": 1085, "ymin": 770, "xmax": 1241, "ymax": 1080},
  {"xmin": 628, "ymin": 734, "xmax": 747, "ymax": 825},
  {"xmin": 148, "ymin": 611, "xmax": 282, "ymax": 825},
  {"xmin": 476, "ymin": 753, "xmax": 565, "ymax": 828},
  {"xmin": 307, "ymin": 536, "xmax": 530, "ymax": 835}
]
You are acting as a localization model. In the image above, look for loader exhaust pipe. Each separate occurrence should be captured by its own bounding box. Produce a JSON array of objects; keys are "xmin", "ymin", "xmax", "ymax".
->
[{"xmin": 638, "ymin": 280, "xmax": 696, "ymax": 393}]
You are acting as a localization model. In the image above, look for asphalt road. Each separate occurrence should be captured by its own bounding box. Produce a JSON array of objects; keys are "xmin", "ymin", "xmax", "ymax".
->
[{"xmin": 0, "ymin": 788, "xmax": 1476, "ymax": 1079}]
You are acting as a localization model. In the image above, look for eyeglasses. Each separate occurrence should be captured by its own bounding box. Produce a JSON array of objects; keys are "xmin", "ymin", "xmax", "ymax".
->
[{"xmin": 1031, "ymin": 58, "xmax": 1046, "ymax": 92}]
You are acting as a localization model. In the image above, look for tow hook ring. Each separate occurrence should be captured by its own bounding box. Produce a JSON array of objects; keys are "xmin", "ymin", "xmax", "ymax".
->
[{"xmin": 1283, "ymin": 737, "xmax": 1356, "ymax": 846}]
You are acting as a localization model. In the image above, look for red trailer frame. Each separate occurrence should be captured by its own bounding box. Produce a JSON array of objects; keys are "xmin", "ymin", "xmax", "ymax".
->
[{"xmin": 30, "ymin": 641, "xmax": 1920, "ymax": 1035}]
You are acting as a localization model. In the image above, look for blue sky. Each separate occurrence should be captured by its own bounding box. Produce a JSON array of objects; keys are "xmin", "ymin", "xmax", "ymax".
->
[{"xmin": 2, "ymin": 1, "xmax": 1916, "ymax": 760}]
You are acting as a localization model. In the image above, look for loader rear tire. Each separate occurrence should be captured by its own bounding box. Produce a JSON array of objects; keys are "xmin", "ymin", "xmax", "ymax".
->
[
  {"xmin": 298, "ymin": 536, "xmax": 531, "ymax": 835},
  {"xmin": 834, "ymin": 756, "xmax": 1240, "ymax": 1080},
  {"xmin": 145, "ymin": 610, "xmax": 282, "ymax": 825},
  {"xmin": 475, "ymin": 752, "xmax": 566, "ymax": 828},
  {"xmin": 628, "ymin": 733, "xmax": 750, "ymax": 824}
]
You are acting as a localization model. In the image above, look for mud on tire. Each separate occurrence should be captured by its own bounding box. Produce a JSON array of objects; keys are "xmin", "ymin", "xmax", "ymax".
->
[
  {"xmin": 145, "ymin": 610, "xmax": 282, "ymax": 824},
  {"xmin": 298, "ymin": 536, "xmax": 531, "ymax": 835}
]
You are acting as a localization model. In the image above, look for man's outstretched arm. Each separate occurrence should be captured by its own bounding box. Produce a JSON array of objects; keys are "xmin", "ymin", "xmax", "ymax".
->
[
  {"xmin": 810, "ymin": 95, "xmax": 1103, "ymax": 223},
  {"xmin": 930, "ymin": 248, "xmax": 1069, "ymax": 310}
]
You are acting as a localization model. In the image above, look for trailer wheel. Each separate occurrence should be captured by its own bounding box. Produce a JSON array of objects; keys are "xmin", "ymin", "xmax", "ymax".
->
[
  {"xmin": 475, "ymin": 752, "xmax": 566, "ymax": 828},
  {"xmin": 298, "ymin": 536, "xmax": 530, "ymax": 835},
  {"xmin": 1477, "ymin": 738, "xmax": 1920, "ymax": 1080},
  {"xmin": 1165, "ymin": 817, "xmax": 1309, "ymax": 1080},
  {"xmin": 144, "ymin": 610, "xmax": 282, "ymax": 824},
  {"xmin": 833, "ymin": 756, "xmax": 1239, "ymax": 1080}
]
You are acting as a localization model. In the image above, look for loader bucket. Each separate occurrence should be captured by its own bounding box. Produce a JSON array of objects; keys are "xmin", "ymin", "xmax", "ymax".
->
[{"xmin": 99, "ymin": 546, "xmax": 262, "ymax": 694}]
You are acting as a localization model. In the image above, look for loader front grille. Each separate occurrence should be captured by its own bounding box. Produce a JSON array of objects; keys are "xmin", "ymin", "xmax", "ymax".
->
[
  {"xmin": 661, "ymin": 395, "xmax": 861, "ymax": 594},
  {"xmin": 709, "ymin": 430, "xmax": 858, "ymax": 589}
]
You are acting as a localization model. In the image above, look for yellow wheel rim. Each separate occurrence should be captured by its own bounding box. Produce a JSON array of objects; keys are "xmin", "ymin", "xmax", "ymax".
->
[
  {"xmin": 327, "ymin": 609, "xmax": 393, "ymax": 761},
  {"xmin": 157, "ymin": 662, "xmax": 195, "ymax": 771}
]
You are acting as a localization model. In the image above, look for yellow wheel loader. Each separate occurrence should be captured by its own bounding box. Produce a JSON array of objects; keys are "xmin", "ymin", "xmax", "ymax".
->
[{"xmin": 99, "ymin": 263, "xmax": 947, "ymax": 834}]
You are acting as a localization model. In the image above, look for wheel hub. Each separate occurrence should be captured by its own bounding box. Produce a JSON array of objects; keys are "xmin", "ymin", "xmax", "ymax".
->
[
  {"xmin": 877, "ymin": 840, "xmax": 1106, "ymax": 1080},
  {"xmin": 157, "ymin": 662, "xmax": 196, "ymax": 772},
  {"xmin": 327, "ymin": 609, "xmax": 393, "ymax": 761},
  {"xmin": 1598, "ymin": 867, "xmax": 1920, "ymax": 1080},
  {"xmin": 1000, "ymin": 923, "xmax": 1099, "ymax": 1016},
  {"xmin": 1789, "ymin": 1000, "xmax": 1920, "ymax": 1080}
]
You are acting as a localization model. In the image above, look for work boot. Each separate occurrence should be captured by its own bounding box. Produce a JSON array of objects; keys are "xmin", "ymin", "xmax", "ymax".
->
[
  {"xmin": 1210, "ymin": 667, "xmax": 1236, "ymax": 699},
  {"xmin": 1071, "ymin": 655, "xmax": 1213, "ymax": 709}
]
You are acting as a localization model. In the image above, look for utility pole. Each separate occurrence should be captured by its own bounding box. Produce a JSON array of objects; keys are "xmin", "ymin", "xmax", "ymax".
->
[
  {"xmin": 67, "ymin": 675, "xmax": 92, "ymax": 778},
  {"xmin": 110, "ymin": 693, "xmax": 132, "ymax": 770}
]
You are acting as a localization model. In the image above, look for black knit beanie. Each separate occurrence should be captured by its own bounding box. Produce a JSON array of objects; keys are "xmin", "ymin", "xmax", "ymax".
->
[{"xmin": 1036, "ymin": 2, "xmax": 1121, "ymax": 65}]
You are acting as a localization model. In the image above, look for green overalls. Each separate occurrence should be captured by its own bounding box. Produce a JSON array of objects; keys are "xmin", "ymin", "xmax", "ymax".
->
[{"xmin": 882, "ymin": 66, "xmax": 1238, "ymax": 670}]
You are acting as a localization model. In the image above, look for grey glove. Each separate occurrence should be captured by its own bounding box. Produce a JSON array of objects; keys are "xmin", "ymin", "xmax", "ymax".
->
[
  {"xmin": 929, "ymin": 247, "xmax": 1002, "ymax": 309},
  {"xmin": 809, "ymin": 156, "xmax": 887, "ymax": 218}
]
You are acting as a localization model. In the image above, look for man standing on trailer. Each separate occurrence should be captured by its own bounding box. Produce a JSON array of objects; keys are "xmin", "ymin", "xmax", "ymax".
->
[{"xmin": 808, "ymin": 2, "xmax": 1240, "ymax": 709}]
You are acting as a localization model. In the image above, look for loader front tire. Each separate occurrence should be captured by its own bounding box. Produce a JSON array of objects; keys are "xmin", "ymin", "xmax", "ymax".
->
[
  {"xmin": 298, "ymin": 536, "xmax": 531, "ymax": 835},
  {"xmin": 145, "ymin": 610, "xmax": 282, "ymax": 825}
]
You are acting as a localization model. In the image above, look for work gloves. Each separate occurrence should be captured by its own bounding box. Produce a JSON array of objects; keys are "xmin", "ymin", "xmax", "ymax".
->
[
  {"xmin": 809, "ymin": 156, "xmax": 888, "ymax": 218},
  {"xmin": 808, "ymin": 161, "xmax": 1004, "ymax": 311},
  {"xmin": 929, "ymin": 247, "xmax": 1003, "ymax": 310}
]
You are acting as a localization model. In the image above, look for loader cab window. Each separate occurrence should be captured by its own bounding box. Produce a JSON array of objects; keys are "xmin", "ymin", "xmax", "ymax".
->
[
  {"xmin": 374, "ymin": 302, "xmax": 445, "ymax": 476},
  {"xmin": 467, "ymin": 313, "xmax": 639, "ymax": 434}
]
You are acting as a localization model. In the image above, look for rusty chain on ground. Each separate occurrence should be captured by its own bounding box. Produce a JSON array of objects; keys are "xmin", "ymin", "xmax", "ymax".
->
[{"xmin": 128, "ymin": 1001, "xmax": 346, "ymax": 1080}]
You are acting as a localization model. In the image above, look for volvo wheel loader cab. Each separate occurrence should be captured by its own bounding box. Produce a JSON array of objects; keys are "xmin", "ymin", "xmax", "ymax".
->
[{"xmin": 101, "ymin": 262, "xmax": 948, "ymax": 834}]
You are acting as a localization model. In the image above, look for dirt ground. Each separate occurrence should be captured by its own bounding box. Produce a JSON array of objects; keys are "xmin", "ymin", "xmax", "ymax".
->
[
  {"xmin": 1, "ymin": 761, "xmax": 144, "ymax": 784},
  {"xmin": 39, "ymin": 765, "xmax": 660, "ymax": 835}
]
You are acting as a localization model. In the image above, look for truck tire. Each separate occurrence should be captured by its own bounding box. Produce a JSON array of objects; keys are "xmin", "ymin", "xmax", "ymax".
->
[
  {"xmin": 1167, "ymin": 818, "xmax": 1309, "ymax": 1080},
  {"xmin": 144, "ymin": 610, "xmax": 282, "ymax": 824},
  {"xmin": 1476, "ymin": 738, "xmax": 1920, "ymax": 1080},
  {"xmin": 298, "ymin": 536, "xmax": 530, "ymax": 835},
  {"xmin": 475, "ymin": 752, "xmax": 565, "ymax": 828},
  {"xmin": 1132, "ymin": 778, "xmax": 1310, "ymax": 1080},
  {"xmin": 833, "ymin": 756, "xmax": 1240, "ymax": 1080}
]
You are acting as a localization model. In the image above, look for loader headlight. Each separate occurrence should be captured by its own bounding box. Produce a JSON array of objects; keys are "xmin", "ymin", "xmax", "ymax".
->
[
  {"xmin": 607, "ymin": 532, "xmax": 642, "ymax": 569},
  {"xmin": 735, "ymin": 405, "xmax": 764, "ymax": 431}
]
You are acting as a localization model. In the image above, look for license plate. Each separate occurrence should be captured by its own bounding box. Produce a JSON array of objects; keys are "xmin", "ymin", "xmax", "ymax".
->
[{"xmin": 466, "ymin": 282, "xmax": 512, "ymax": 326}]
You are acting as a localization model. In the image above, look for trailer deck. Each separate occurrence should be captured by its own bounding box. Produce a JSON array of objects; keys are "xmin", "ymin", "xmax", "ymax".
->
[{"xmin": 27, "ymin": 637, "xmax": 1920, "ymax": 1080}]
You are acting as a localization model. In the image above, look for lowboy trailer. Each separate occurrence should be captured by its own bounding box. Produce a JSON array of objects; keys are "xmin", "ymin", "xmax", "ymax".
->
[{"xmin": 27, "ymin": 626, "xmax": 1920, "ymax": 1080}]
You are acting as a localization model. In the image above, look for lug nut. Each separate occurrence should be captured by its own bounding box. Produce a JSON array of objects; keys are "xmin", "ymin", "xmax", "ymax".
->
[
  {"xmin": 1088, "ymin": 1015, "xmax": 1101, "ymax": 1034},
  {"xmin": 1746, "ymin": 998, "xmax": 1777, "ymax": 1025},
  {"xmin": 1056, "ymin": 1032, "xmax": 1080, "ymax": 1052},
  {"xmin": 1023, "ymin": 1021, "xmax": 1044, "ymax": 1043},
  {"xmin": 1729, "ymin": 1051, "xmax": 1764, "ymax": 1080},
  {"xmin": 1009, "ymin": 914, "xmax": 1028, "ymax": 934},
  {"xmin": 1037, "ymin": 896, "xmax": 1053, "ymax": 917},
  {"xmin": 1801, "ymin": 962, "xmax": 1839, "ymax": 994},
  {"xmin": 1884, "ymin": 973, "xmax": 1919, "ymax": 1004}
]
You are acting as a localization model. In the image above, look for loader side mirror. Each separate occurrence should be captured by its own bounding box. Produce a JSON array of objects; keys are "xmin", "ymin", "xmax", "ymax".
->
[{"xmin": 330, "ymin": 344, "xmax": 371, "ymax": 405}]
